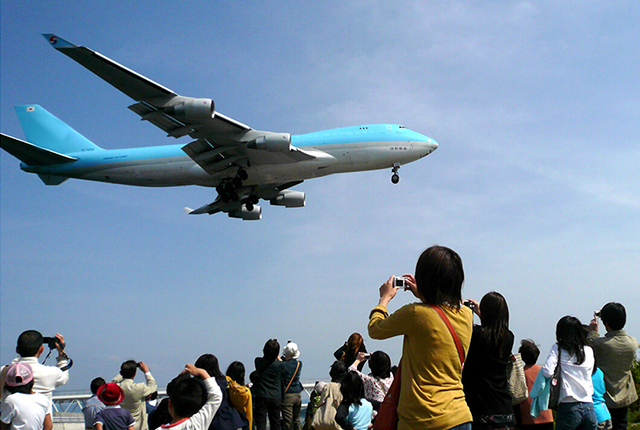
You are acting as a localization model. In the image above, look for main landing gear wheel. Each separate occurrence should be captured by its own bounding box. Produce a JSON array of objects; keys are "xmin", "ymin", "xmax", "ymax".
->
[{"xmin": 391, "ymin": 163, "xmax": 401, "ymax": 184}]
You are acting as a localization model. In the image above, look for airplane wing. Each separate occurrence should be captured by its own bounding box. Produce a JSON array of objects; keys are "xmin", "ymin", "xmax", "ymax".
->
[{"xmin": 43, "ymin": 34, "xmax": 315, "ymax": 170}]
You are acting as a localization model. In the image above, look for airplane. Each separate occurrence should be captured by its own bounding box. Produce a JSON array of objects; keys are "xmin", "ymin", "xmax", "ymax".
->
[{"xmin": 0, "ymin": 34, "xmax": 439, "ymax": 220}]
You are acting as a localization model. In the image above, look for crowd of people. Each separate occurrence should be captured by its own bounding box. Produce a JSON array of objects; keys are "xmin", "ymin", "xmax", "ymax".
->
[{"xmin": 1, "ymin": 246, "xmax": 638, "ymax": 430}]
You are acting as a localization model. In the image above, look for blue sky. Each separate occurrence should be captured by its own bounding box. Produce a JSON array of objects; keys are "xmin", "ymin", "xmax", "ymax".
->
[{"xmin": 2, "ymin": 1, "xmax": 639, "ymax": 392}]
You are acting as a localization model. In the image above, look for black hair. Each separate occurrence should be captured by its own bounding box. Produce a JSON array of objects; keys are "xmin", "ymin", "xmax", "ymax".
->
[
  {"xmin": 195, "ymin": 354, "xmax": 224, "ymax": 379},
  {"xmin": 368, "ymin": 351, "xmax": 391, "ymax": 379},
  {"xmin": 600, "ymin": 302, "xmax": 626, "ymax": 331},
  {"xmin": 556, "ymin": 316, "xmax": 587, "ymax": 365},
  {"xmin": 329, "ymin": 361, "xmax": 348, "ymax": 382},
  {"xmin": 479, "ymin": 291, "xmax": 510, "ymax": 359},
  {"xmin": 16, "ymin": 330, "xmax": 43, "ymax": 357},
  {"xmin": 90, "ymin": 377, "xmax": 106, "ymax": 395},
  {"xmin": 5, "ymin": 380, "xmax": 34, "ymax": 395},
  {"xmin": 339, "ymin": 372, "xmax": 364, "ymax": 406},
  {"xmin": 170, "ymin": 377, "xmax": 207, "ymax": 418},
  {"xmin": 226, "ymin": 361, "xmax": 246, "ymax": 386},
  {"xmin": 263, "ymin": 339, "xmax": 280, "ymax": 363},
  {"xmin": 519, "ymin": 339, "xmax": 540, "ymax": 366},
  {"xmin": 120, "ymin": 360, "xmax": 138, "ymax": 379},
  {"xmin": 415, "ymin": 246, "xmax": 464, "ymax": 308}
]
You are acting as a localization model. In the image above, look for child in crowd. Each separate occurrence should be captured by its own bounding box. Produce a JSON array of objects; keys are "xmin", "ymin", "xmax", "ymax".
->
[
  {"xmin": 0, "ymin": 362, "xmax": 52, "ymax": 430},
  {"xmin": 94, "ymin": 383, "xmax": 135, "ymax": 430},
  {"xmin": 335, "ymin": 372, "xmax": 373, "ymax": 430},
  {"xmin": 162, "ymin": 363, "xmax": 222, "ymax": 430}
]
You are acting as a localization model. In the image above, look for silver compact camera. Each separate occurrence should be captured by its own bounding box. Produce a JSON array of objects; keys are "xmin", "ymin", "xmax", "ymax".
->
[{"xmin": 394, "ymin": 276, "xmax": 407, "ymax": 290}]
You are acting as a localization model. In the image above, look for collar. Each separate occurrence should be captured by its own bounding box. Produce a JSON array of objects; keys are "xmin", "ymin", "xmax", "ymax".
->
[
  {"xmin": 162, "ymin": 418, "xmax": 190, "ymax": 428},
  {"xmin": 15, "ymin": 356, "xmax": 39, "ymax": 364},
  {"xmin": 605, "ymin": 329, "xmax": 627, "ymax": 338}
]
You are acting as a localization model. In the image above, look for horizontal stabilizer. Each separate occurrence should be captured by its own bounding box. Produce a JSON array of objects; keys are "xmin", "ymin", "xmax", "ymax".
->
[{"xmin": 1, "ymin": 133, "xmax": 77, "ymax": 166}]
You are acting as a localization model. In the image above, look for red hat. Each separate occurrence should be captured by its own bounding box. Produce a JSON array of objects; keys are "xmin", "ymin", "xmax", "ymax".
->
[{"xmin": 97, "ymin": 383, "xmax": 125, "ymax": 405}]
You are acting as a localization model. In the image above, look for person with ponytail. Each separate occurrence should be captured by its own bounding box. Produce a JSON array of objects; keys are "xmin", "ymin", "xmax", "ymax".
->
[{"xmin": 541, "ymin": 316, "xmax": 597, "ymax": 430}]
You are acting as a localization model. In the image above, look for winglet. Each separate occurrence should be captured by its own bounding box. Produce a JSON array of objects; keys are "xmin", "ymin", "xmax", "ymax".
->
[{"xmin": 42, "ymin": 34, "xmax": 77, "ymax": 49}]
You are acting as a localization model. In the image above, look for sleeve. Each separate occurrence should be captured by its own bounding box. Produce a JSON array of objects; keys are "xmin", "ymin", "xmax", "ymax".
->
[
  {"xmin": 334, "ymin": 402, "xmax": 352, "ymax": 430},
  {"xmin": 112, "ymin": 373, "xmax": 124, "ymax": 383},
  {"xmin": 541, "ymin": 344, "xmax": 559, "ymax": 379},
  {"xmin": 1, "ymin": 396, "xmax": 16, "ymax": 425},
  {"xmin": 334, "ymin": 344, "xmax": 346, "ymax": 361},
  {"xmin": 141, "ymin": 372, "xmax": 158, "ymax": 397},
  {"xmin": 368, "ymin": 305, "xmax": 409, "ymax": 340},
  {"xmin": 187, "ymin": 377, "xmax": 223, "ymax": 429}
]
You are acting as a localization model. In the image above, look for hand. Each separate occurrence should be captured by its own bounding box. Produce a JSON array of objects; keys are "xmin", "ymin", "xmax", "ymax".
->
[
  {"xmin": 589, "ymin": 317, "xmax": 599, "ymax": 332},
  {"xmin": 354, "ymin": 352, "xmax": 367, "ymax": 365},
  {"xmin": 465, "ymin": 299, "xmax": 481, "ymax": 316},
  {"xmin": 185, "ymin": 363, "xmax": 210, "ymax": 380},
  {"xmin": 138, "ymin": 361, "xmax": 150, "ymax": 373},
  {"xmin": 54, "ymin": 333, "xmax": 65, "ymax": 354},
  {"xmin": 402, "ymin": 274, "xmax": 422, "ymax": 300},
  {"xmin": 378, "ymin": 276, "xmax": 398, "ymax": 307}
]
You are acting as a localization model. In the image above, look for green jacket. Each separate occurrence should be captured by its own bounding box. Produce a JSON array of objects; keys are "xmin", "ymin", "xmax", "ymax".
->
[{"xmin": 588, "ymin": 329, "xmax": 639, "ymax": 408}]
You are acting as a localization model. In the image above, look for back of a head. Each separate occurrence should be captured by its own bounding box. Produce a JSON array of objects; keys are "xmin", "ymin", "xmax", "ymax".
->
[
  {"xmin": 226, "ymin": 361, "xmax": 246, "ymax": 386},
  {"xmin": 329, "ymin": 360, "xmax": 348, "ymax": 382},
  {"xmin": 120, "ymin": 360, "xmax": 138, "ymax": 379},
  {"xmin": 369, "ymin": 351, "xmax": 391, "ymax": 379},
  {"xmin": 339, "ymin": 372, "xmax": 364, "ymax": 406},
  {"xmin": 16, "ymin": 330, "xmax": 43, "ymax": 357},
  {"xmin": 415, "ymin": 245, "xmax": 464, "ymax": 306},
  {"xmin": 170, "ymin": 377, "xmax": 207, "ymax": 419},
  {"xmin": 195, "ymin": 354, "xmax": 223, "ymax": 379},
  {"xmin": 519, "ymin": 339, "xmax": 540, "ymax": 366},
  {"xmin": 91, "ymin": 377, "xmax": 106, "ymax": 395},
  {"xmin": 346, "ymin": 333, "xmax": 363, "ymax": 353},
  {"xmin": 263, "ymin": 339, "xmax": 280, "ymax": 362},
  {"xmin": 478, "ymin": 292, "xmax": 510, "ymax": 358},
  {"xmin": 556, "ymin": 315, "xmax": 587, "ymax": 364},
  {"xmin": 600, "ymin": 302, "xmax": 626, "ymax": 331}
]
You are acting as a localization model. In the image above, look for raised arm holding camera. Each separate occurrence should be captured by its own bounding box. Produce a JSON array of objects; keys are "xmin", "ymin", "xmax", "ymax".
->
[
  {"xmin": 1, "ymin": 330, "xmax": 72, "ymax": 405},
  {"xmin": 113, "ymin": 360, "xmax": 157, "ymax": 430}
]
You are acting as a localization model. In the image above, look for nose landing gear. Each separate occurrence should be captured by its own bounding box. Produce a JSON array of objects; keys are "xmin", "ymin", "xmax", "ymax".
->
[{"xmin": 391, "ymin": 163, "xmax": 401, "ymax": 184}]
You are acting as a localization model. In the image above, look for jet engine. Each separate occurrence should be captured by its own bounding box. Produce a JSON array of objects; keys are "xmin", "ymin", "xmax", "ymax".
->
[
  {"xmin": 164, "ymin": 98, "xmax": 215, "ymax": 119},
  {"xmin": 270, "ymin": 190, "xmax": 305, "ymax": 208},
  {"xmin": 228, "ymin": 205, "xmax": 262, "ymax": 221},
  {"xmin": 247, "ymin": 133, "xmax": 291, "ymax": 152}
]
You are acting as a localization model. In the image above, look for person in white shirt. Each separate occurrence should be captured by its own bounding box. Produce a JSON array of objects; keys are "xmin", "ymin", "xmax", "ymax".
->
[
  {"xmin": 541, "ymin": 316, "xmax": 597, "ymax": 430},
  {"xmin": 1, "ymin": 330, "xmax": 71, "ymax": 411},
  {"xmin": 1, "ymin": 362, "xmax": 53, "ymax": 430}
]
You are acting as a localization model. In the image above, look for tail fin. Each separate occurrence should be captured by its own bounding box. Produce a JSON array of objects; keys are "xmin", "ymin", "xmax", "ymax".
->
[{"xmin": 14, "ymin": 105, "xmax": 102, "ymax": 154}]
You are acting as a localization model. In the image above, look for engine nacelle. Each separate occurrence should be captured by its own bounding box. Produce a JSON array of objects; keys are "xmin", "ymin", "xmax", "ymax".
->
[
  {"xmin": 164, "ymin": 98, "xmax": 215, "ymax": 119},
  {"xmin": 228, "ymin": 205, "xmax": 262, "ymax": 221},
  {"xmin": 270, "ymin": 191, "xmax": 305, "ymax": 208},
  {"xmin": 247, "ymin": 133, "xmax": 291, "ymax": 152}
]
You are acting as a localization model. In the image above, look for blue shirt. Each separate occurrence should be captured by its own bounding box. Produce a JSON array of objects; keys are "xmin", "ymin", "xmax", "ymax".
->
[
  {"xmin": 592, "ymin": 368, "xmax": 611, "ymax": 424},
  {"xmin": 83, "ymin": 395, "xmax": 104, "ymax": 429}
]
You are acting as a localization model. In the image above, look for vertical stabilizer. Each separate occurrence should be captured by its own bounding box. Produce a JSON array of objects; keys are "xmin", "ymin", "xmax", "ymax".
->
[{"xmin": 15, "ymin": 105, "xmax": 102, "ymax": 154}]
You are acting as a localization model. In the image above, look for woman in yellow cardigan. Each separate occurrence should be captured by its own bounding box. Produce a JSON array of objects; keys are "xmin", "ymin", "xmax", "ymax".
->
[{"xmin": 368, "ymin": 245, "xmax": 474, "ymax": 430}]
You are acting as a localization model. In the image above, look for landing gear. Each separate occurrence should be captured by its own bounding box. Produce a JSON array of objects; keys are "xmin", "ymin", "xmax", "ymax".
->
[
  {"xmin": 245, "ymin": 195, "xmax": 259, "ymax": 212},
  {"xmin": 391, "ymin": 163, "xmax": 401, "ymax": 184}
]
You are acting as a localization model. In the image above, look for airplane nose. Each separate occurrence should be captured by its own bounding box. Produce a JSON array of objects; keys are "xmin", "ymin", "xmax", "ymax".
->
[{"xmin": 413, "ymin": 139, "xmax": 438, "ymax": 157}]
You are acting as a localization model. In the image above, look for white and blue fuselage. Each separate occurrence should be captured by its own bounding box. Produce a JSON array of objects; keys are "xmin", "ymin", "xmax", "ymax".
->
[{"xmin": 21, "ymin": 124, "xmax": 438, "ymax": 187}]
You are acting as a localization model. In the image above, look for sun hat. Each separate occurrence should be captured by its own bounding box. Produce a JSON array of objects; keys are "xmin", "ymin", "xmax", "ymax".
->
[
  {"xmin": 283, "ymin": 341, "xmax": 300, "ymax": 359},
  {"xmin": 4, "ymin": 362, "xmax": 33, "ymax": 387},
  {"xmin": 97, "ymin": 383, "xmax": 125, "ymax": 405}
]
